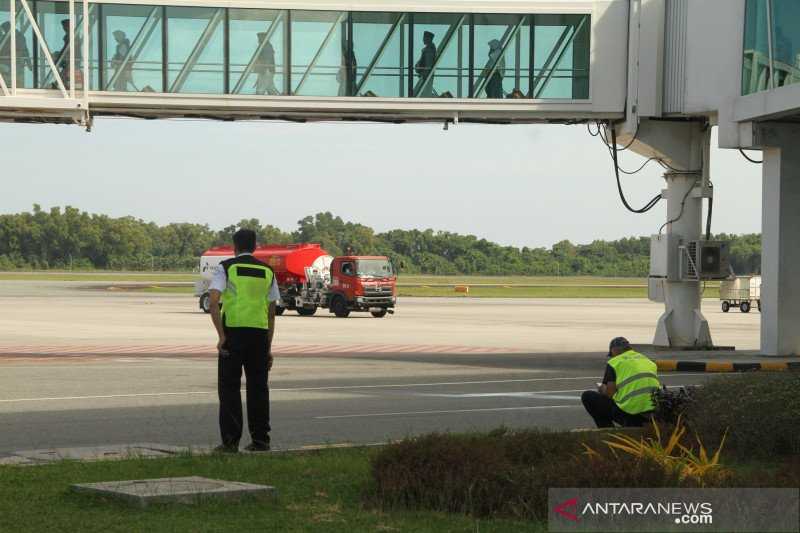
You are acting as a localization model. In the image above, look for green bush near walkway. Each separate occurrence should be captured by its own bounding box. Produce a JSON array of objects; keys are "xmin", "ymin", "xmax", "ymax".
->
[
  {"xmin": 685, "ymin": 372, "xmax": 800, "ymax": 459},
  {"xmin": 368, "ymin": 424, "xmax": 800, "ymax": 522}
]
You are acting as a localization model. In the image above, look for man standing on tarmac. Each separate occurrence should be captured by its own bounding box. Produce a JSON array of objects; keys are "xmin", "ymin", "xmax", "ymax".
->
[
  {"xmin": 581, "ymin": 337, "xmax": 660, "ymax": 428},
  {"xmin": 208, "ymin": 229, "xmax": 280, "ymax": 452}
]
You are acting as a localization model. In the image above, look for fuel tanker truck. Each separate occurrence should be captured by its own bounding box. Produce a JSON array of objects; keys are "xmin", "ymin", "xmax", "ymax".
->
[{"xmin": 195, "ymin": 243, "xmax": 397, "ymax": 318}]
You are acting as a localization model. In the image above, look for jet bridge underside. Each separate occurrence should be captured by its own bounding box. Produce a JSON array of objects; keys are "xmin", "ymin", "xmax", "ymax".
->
[
  {"xmin": 0, "ymin": 0, "xmax": 628, "ymax": 125},
  {"xmin": 0, "ymin": 90, "xmax": 624, "ymax": 124}
]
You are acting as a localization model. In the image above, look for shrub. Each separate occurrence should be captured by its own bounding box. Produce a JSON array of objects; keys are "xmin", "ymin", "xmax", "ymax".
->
[
  {"xmin": 585, "ymin": 417, "xmax": 730, "ymax": 487},
  {"xmin": 367, "ymin": 428, "xmax": 695, "ymax": 521},
  {"xmin": 685, "ymin": 372, "xmax": 800, "ymax": 458}
]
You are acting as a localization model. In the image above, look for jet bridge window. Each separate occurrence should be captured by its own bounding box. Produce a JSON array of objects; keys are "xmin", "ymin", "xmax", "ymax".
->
[
  {"xmin": 36, "ymin": 0, "xmax": 98, "ymax": 90},
  {"xmin": 100, "ymin": 3, "xmax": 163, "ymax": 92},
  {"xmin": 2, "ymin": 2, "xmax": 592, "ymax": 101},
  {"xmin": 0, "ymin": 1, "xmax": 35, "ymax": 90},
  {"xmin": 229, "ymin": 8, "xmax": 286, "ymax": 96},
  {"xmin": 165, "ymin": 6, "xmax": 224, "ymax": 94}
]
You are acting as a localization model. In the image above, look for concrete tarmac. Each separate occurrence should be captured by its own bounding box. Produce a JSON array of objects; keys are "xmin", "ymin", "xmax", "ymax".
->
[{"xmin": 0, "ymin": 281, "xmax": 758, "ymax": 455}]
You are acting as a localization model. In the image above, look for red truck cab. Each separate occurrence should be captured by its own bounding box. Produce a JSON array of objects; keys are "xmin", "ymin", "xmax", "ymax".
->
[{"xmin": 327, "ymin": 256, "xmax": 397, "ymax": 318}]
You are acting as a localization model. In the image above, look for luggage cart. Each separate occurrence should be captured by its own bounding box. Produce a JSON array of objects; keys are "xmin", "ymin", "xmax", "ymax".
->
[{"xmin": 719, "ymin": 275, "xmax": 761, "ymax": 313}]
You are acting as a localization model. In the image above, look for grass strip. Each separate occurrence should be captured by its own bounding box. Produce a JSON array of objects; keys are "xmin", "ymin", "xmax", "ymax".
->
[
  {"xmin": 0, "ymin": 272, "xmax": 196, "ymax": 282},
  {"xmin": 0, "ymin": 448, "xmax": 537, "ymax": 533}
]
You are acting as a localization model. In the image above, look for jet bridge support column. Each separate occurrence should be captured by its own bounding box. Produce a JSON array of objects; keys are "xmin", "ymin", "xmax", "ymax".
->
[
  {"xmin": 618, "ymin": 119, "xmax": 713, "ymax": 348},
  {"xmin": 755, "ymin": 123, "xmax": 800, "ymax": 356},
  {"xmin": 654, "ymin": 169, "xmax": 712, "ymax": 348}
]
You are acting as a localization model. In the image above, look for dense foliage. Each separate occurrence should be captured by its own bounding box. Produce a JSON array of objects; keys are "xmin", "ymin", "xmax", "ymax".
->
[{"xmin": 0, "ymin": 206, "xmax": 762, "ymax": 275}]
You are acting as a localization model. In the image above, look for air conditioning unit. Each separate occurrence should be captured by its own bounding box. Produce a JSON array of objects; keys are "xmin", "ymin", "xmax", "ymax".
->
[{"xmin": 681, "ymin": 241, "xmax": 730, "ymax": 280}]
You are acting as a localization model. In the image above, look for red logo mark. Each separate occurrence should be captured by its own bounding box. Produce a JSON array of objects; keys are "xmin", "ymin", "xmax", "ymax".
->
[{"xmin": 554, "ymin": 498, "xmax": 579, "ymax": 522}]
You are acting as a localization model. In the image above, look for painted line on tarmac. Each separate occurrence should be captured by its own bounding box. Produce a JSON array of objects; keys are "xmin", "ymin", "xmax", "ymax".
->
[
  {"xmin": 416, "ymin": 388, "xmax": 585, "ymax": 399},
  {"xmin": 315, "ymin": 405, "xmax": 583, "ymax": 419},
  {"xmin": 0, "ymin": 375, "xmax": 703, "ymax": 404},
  {"xmin": 0, "ymin": 378, "xmax": 592, "ymax": 403}
]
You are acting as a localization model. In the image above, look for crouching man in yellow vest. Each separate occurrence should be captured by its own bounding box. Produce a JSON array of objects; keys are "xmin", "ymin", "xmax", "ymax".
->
[
  {"xmin": 581, "ymin": 337, "xmax": 660, "ymax": 428},
  {"xmin": 209, "ymin": 229, "xmax": 280, "ymax": 452}
]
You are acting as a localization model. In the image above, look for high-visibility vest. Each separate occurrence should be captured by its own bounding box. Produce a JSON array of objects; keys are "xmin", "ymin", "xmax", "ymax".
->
[
  {"xmin": 221, "ymin": 259, "xmax": 274, "ymax": 330},
  {"xmin": 608, "ymin": 350, "xmax": 660, "ymax": 414}
]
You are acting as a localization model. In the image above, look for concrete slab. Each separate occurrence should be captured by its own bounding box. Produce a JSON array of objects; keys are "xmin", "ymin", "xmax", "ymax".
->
[
  {"xmin": 14, "ymin": 443, "xmax": 180, "ymax": 462},
  {"xmin": 71, "ymin": 476, "xmax": 276, "ymax": 507}
]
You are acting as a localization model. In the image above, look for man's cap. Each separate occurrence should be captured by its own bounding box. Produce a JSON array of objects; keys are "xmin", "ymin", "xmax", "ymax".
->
[
  {"xmin": 113, "ymin": 30, "xmax": 125, "ymax": 38},
  {"xmin": 257, "ymin": 32, "xmax": 268, "ymax": 39},
  {"xmin": 423, "ymin": 31, "xmax": 434, "ymax": 40},
  {"xmin": 488, "ymin": 39, "xmax": 502, "ymax": 50},
  {"xmin": 607, "ymin": 336, "xmax": 630, "ymax": 357}
]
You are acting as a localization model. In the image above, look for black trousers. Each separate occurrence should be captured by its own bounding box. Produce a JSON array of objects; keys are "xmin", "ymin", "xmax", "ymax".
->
[
  {"xmin": 581, "ymin": 390, "xmax": 651, "ymax": 429},
  {"xmin": 218, "ymin": 328, "xmax": 271, "ymax": 447}
]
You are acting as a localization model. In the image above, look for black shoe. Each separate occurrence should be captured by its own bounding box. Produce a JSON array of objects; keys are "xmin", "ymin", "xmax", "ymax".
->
[
  {"xmin": 213, "ymin": 444, "xmax": 239, "ymax": 454},
  {"xmin": 244, "ymin": 442, "xmax": 270, "ymax": 452}
]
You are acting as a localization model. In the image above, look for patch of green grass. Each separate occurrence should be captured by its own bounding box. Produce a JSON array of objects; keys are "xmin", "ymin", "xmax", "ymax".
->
[
  {"xmin": 398, "ymin": 275, "xmax": 650, "ymax": 286},
  {"xmin": 0, "ymin": 448, "xmax": 537, "ymax": 533},
  {"xmin": 400, "ymin": 285, "xmax": 721, "ymax": 299},
  {"xmin": 0, "ymin": 271, "xmax": 196, "ymax": 282}
]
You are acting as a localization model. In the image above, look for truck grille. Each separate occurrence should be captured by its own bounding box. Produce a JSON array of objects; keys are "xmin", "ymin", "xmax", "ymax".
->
[{"xmin": 364, "ymin": 286, "xmax": 393, "ymax": 297}]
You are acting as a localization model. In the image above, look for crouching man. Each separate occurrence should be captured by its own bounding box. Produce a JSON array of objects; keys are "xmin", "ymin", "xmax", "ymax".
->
[{"xmin": 581, "ymin": 337, "xmax": 660, "ymax": 428}]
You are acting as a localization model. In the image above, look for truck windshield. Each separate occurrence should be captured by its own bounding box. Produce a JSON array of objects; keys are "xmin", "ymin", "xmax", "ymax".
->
[{"xmin": 357, "ymin": 259, "xmax": 394, "ymax": 278}]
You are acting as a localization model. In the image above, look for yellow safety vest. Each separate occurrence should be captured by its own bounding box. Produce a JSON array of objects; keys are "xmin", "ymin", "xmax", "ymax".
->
[
  {"xmin": 221, "ymin": 260, "xmax": 274, "ymax": 330},
  {"xmin": 608, "ymin": 350, "xmax": 660, "ymax": 414}
]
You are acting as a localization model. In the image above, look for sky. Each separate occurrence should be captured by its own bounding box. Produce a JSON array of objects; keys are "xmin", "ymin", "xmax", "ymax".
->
[{"xmin": 0, "ymin": 118, "xmax": 762, "ymax": 249}]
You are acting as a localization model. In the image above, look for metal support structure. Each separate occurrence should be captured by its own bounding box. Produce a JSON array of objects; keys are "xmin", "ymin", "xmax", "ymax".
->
[
  {"xmin": 755, "ymin": 123, "xmax": 800, "ymax": 356},
  {"xmin": 10, "ymin": 0, "xmax": 16, "ymax": 94},
  {"xmin": 69, "ymin": 0, "xmax": 75, "ymax": 98},
  {"xmin": 653, "ymin": 169, "xmax": 712, "ymax": 348},
  {"xmin": 83, "ymin": 0, "xmax": 88, "ymax": 97},
  {"xmin": 0, "ymin": 69, "xmax": 8, "ymax": 96},
  {"xmin": 624, "ymin": 119, "xmax": 714, "ymax": 348}
]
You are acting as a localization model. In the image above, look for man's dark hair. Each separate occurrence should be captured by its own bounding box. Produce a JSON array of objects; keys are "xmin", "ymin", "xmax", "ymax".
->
[{"xmin": 233, "ymin": 229, "xmax": 257, "ymax": 253}]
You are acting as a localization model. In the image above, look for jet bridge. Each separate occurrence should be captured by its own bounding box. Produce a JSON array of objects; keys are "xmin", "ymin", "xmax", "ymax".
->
[{"xmin": 0, "ymin": 0, "xmax": 629, "ymax": 124}]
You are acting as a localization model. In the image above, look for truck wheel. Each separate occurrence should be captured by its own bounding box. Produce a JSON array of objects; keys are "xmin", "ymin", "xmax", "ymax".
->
[
  {"xmin": 297, "ymin": 306, "xmax": 317, "ymax": 317},
  {"xmin": 740, "ymin": 301, "xmax": 751, "ymax": 313},
  {"xmin": 331, "ymin": 296, "xmax": 350, "ymax": 318},
  {"xmin": 721, "ymin": 301, "xmax": 730, "ymax": 313},
  {"xmin": 200, "ymin": 293, "xmax": 211, "ymax": 314},
  {"xmin": 276, "ymin": 306, "xmax": 285, "ymax": 316},
  {"xmin": 371, "ymin": 309, "xmax": 388, "ymax": 318}
]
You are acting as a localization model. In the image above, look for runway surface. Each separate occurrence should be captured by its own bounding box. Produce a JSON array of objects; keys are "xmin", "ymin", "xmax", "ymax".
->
[{"xmin": 0, "ymin": 281, "xmax": 757, "ymax": 454}]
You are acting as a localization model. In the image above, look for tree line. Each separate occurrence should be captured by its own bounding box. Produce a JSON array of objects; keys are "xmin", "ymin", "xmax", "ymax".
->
[{"xmin": 0, "ymin": 206, "xmax": 762, "ymax": 276}]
